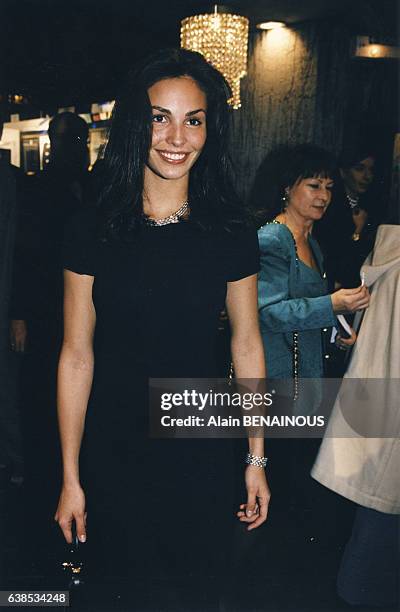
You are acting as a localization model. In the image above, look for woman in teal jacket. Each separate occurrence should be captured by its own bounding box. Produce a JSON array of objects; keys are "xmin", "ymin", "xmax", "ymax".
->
[{"xmin": 251, "ymin": 145, "xmax": 370, "ymax": 395}]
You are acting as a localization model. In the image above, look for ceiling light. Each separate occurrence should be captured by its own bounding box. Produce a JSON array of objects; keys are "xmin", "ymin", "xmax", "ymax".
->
[
  {"xmin": 181, "ymin": 6, "xmax": 249, "ymax": 109},
  {"xmin": 256, "ymin": 21, "xmax": 286, "ymax": 31}
]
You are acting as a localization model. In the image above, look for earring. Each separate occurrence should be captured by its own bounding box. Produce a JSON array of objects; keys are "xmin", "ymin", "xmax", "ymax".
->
[{"xmin": 281, "ymin": 187, "xmax": 290, "ymax": 211}]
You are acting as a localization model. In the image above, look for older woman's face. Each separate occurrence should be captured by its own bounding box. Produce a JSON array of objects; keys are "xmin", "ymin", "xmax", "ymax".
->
[
  {"xmin": 146, "ymin": 76, "xmax": 207, "ymax": 182},
  {"xmin": 287, "ymin": 176, "xmax": 334, "ymax": 221},
  {"xmin": 341, "ymin": 156, "xmax": 375, "ymax": 195}
]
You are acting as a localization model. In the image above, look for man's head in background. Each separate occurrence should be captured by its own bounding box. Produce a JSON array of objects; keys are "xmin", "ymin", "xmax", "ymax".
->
[{"xmin": 48, "ymin": 112, "xmax": 89, "ymax": 176}]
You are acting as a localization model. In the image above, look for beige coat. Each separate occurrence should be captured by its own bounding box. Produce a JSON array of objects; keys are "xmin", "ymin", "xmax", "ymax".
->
[{"xmin": 312, "ymin": 225, "xmax": 400, "ymax": 514}]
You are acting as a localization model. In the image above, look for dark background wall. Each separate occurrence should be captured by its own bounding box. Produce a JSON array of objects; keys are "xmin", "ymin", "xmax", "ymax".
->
[
  {"xmin": 1, "ymin": 0, "xmax": 399, "ymax": 208},
  {"xmin": 231, "ymin": 19, "xmax": 399, "ymax": 198}
]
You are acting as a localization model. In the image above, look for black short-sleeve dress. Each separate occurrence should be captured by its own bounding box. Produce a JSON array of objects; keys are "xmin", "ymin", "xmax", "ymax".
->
[{"xmin": 63, "ymin": 209, "xmax": 259, "ymax": 579}]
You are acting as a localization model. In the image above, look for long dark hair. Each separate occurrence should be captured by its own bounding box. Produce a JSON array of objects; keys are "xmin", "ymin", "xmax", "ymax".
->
[
  {"xmin": 97, "ymin": 48, "xmax": 246, "ymax": 240},
  {"xmin": 249, "ymin": 144, "xmax": 337, "ymax": 227}
]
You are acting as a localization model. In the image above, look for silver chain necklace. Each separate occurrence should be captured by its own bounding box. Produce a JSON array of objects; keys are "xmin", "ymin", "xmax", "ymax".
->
[
  {"xmin": 346, "ymin": 194, "xmax": 359, "ymax": 210},
  {"xmin": 143, "ymin": 201, "xmax": 189, "ymax": 226}
]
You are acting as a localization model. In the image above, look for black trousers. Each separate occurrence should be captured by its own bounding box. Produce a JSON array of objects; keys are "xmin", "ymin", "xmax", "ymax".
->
[{"xmin": 337, "ymin": 506, "xmax": 400, "ymax": 607}]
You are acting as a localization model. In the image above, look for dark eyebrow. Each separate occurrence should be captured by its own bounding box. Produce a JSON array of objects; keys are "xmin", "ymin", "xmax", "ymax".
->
[
  {"xmin": 186, "ymin": 109, "xmax": 206, "ymax": 116},
  {"xmin": 152, "ymin": 105, "xmax": 171, "ymax": 114},
  {"xmin": 151, "ymin": 105, "xmax": 206, "ymax": 116}
]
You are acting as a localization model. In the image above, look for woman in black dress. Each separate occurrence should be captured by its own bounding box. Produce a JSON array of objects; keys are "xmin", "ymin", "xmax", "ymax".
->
[
  {"xmin": 55, "ymin": 49, "xmax": 269, "ymax": 593},
  {"xmin": 314, "ymin": 146, "xmax": 379, "ymax": 291}
]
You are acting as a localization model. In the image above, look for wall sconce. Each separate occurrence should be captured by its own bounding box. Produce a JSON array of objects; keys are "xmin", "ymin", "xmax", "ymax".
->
[
  {"xmin": 181, "ymin": 5, "xmax": 249, "ymax": 109},
  {"xmin": 352, "ymin": 36, "xmax": 400, "ymax": 60}
]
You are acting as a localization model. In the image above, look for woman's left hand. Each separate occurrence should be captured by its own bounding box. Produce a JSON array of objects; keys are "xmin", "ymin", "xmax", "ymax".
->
[
  {"xmin": 237, "ymin": 465, "xmax": 271, "ymax": 531},
  {"xmin": 336, "ymin": 327, "xmax": 357, "ymax": 349}
]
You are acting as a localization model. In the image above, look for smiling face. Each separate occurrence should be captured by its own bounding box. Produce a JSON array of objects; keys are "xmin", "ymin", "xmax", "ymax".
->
[
  {"xmin": 340, "ymin": 156, "xmax": 375, "ymax": 196},
  {"xmin": 145, "ymin": 76, "xmax": 207, "ymax": 184},
  {"xmin": 286, "ymin": 176, "xmax": 334, "ymax": 222}
]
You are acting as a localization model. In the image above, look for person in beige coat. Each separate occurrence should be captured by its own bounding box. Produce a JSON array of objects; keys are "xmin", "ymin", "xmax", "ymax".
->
[{"xmin": 312, "ymin": 224, "xmax": 400, "ymax": 607}]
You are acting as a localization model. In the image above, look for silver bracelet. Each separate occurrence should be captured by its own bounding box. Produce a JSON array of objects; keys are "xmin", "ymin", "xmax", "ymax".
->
[{"xmin": 245, "ymin": 452, "xmax": 268, "ymax": 468}]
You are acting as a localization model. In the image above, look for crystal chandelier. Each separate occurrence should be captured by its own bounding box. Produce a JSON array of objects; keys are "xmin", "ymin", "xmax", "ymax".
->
[{"xmin": 181, "ymin": 6, "xmax": 249, "ymax": 109}]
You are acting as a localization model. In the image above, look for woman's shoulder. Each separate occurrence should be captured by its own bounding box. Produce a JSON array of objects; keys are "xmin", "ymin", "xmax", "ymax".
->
[
  {"xmin": 204, "ymin": 223, "xmax": 260, "ymax": 281},
  {"xmin": 63, "ymin": 206, "xmax": 102, "ymax": 276},
  {"xmin": 257, "ymin": 222, "xmax": 293, "ymax": 251},
  {"xmin": 258, "ymin": 221, "xmax": 290, "ymax": 237},
  {"xmin": 209, "ymin": 221, "xmax": 258, "ymax": 247}
]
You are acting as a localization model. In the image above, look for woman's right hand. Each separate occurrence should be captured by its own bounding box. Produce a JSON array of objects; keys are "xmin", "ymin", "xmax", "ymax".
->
[
  {"xmin": 55, "ymin": 484, "xmax": 87, "ymax": 544},
  {"xmin": 331, "ymin": 285, "xmax": 370, "ymax": 314}
]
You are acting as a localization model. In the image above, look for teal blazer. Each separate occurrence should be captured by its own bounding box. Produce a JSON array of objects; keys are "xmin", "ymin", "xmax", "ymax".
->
[{"xmin": 258, "ymin": 223, "xmax": 336, "ymax": 379}]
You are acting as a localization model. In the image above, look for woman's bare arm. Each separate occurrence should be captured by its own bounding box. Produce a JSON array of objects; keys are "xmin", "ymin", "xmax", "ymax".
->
[
  {"xmin": 55, "ymin": 270, "xmax": 95, "ymax": 543},
  {"xmin": 226, "ymin": 274, "xmax": 270, "ymax": 530},
  {"xmin": 226, "ymin": 274, "xmax": 266, "ymax": 381}
]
